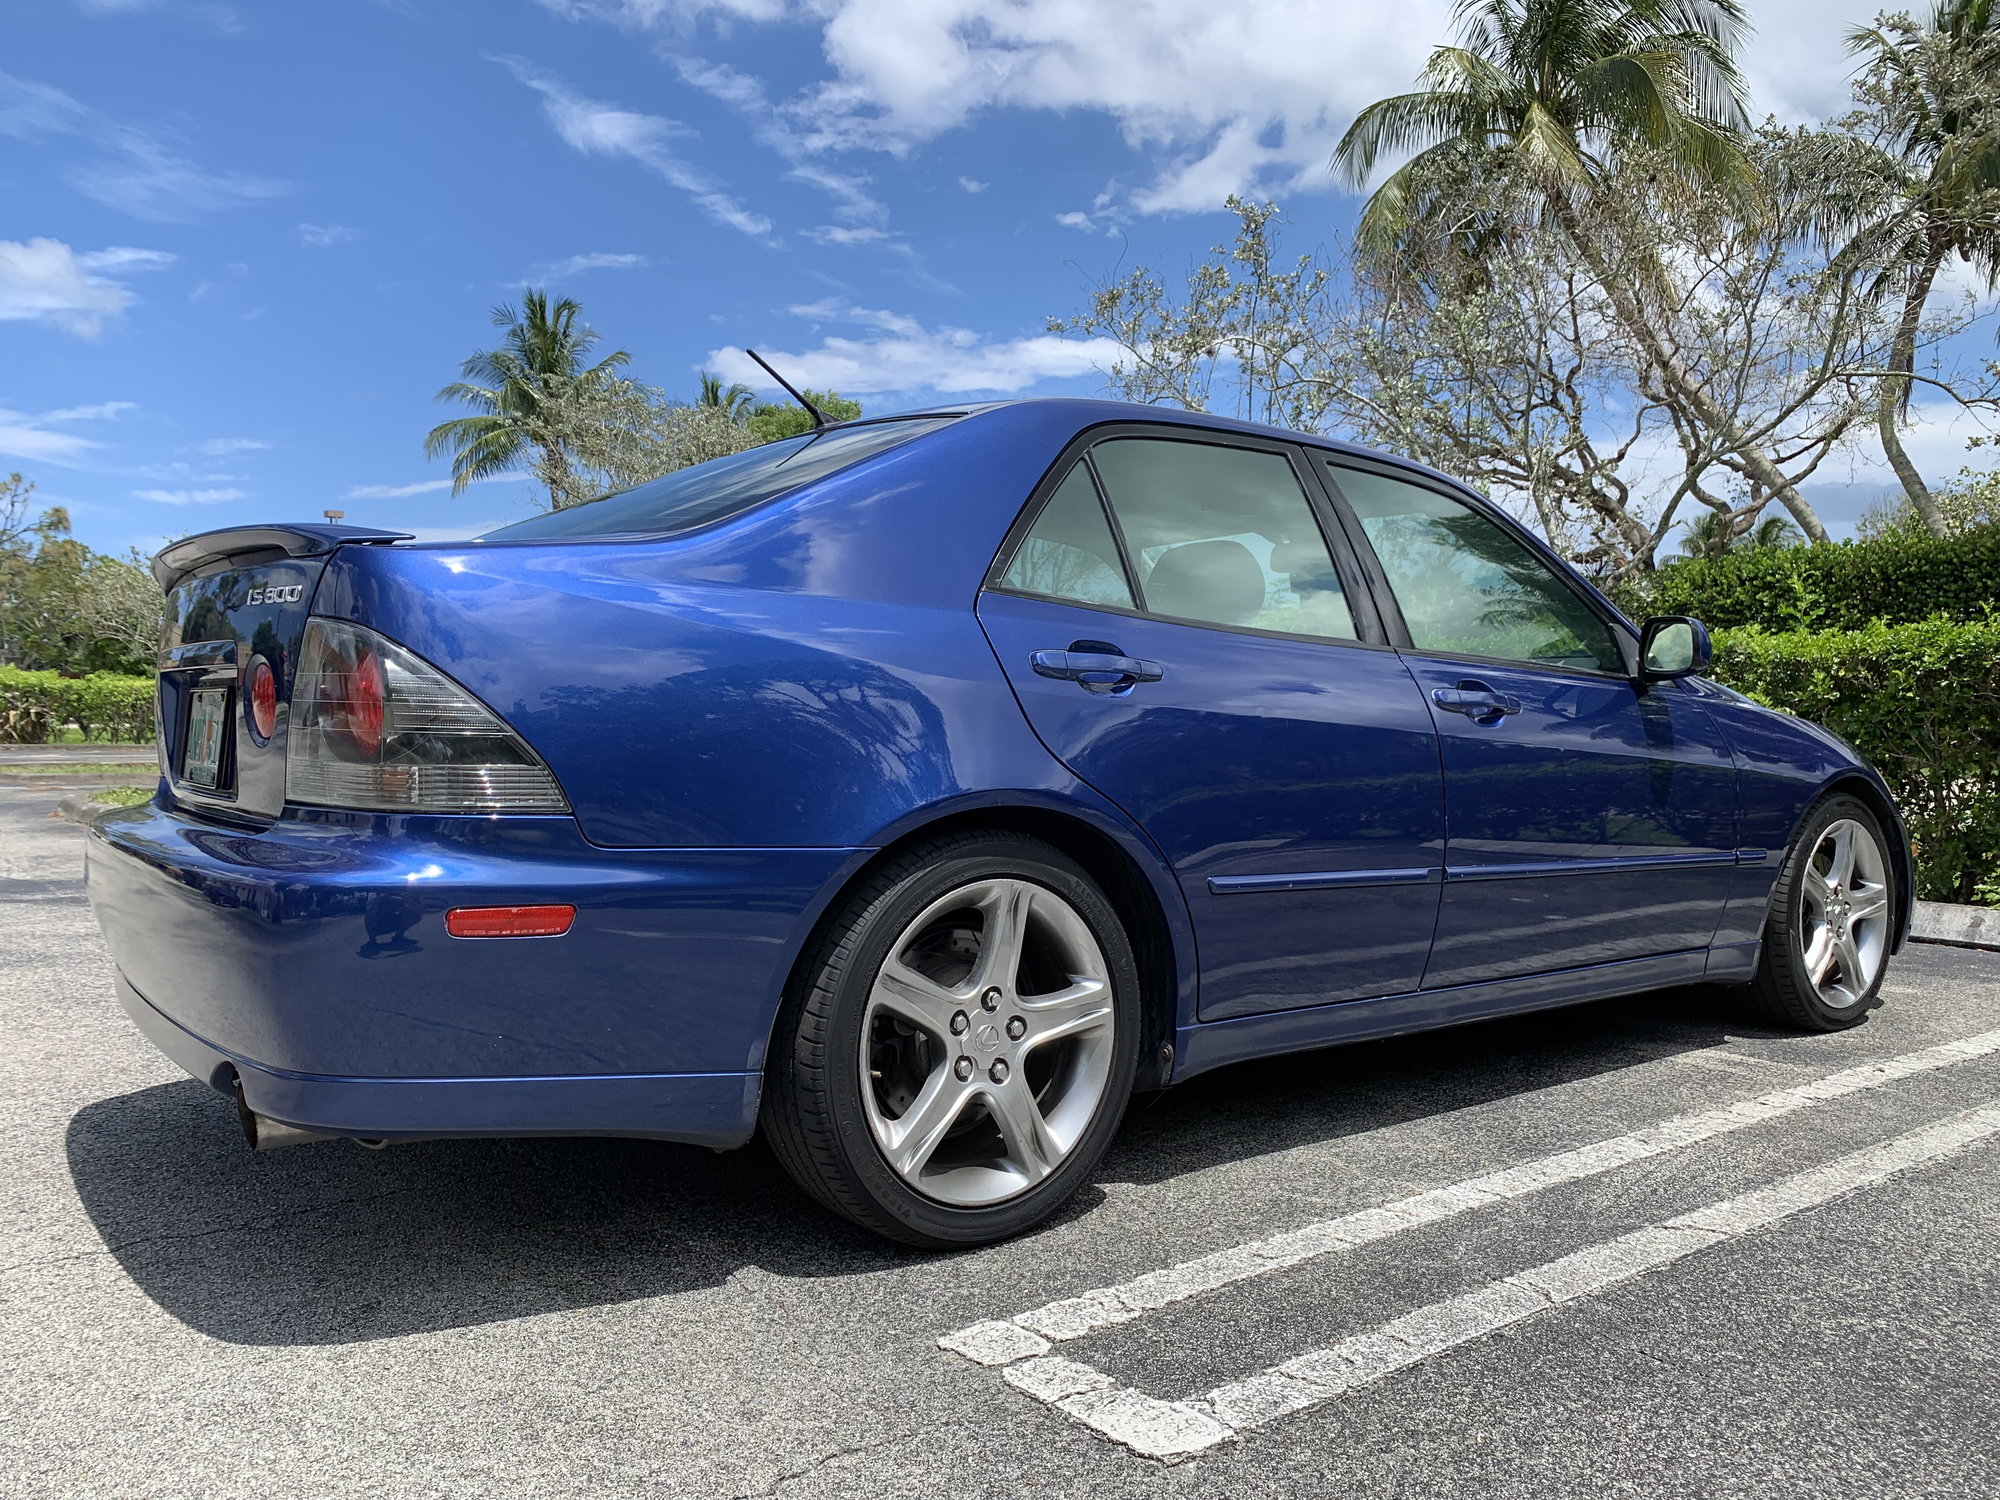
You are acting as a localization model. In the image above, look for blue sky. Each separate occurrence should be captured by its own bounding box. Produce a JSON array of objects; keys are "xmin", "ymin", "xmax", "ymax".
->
[{"xmin": 3, "ymin": 0, "xmax": 1991, "ymax": 556}]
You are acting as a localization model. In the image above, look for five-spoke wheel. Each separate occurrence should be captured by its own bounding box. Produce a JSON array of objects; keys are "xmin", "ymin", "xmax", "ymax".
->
[
  {"xmin": 1751, "ymin": 794, "xmax": 1898, "ymax": 1030},
  {"xmin": 1797, "ymin": 816, "xmax": 1892, "ymax": 1010},
  {"xmin": 861, "ymin": 877, "xmax": 1117, "ymax": 1206},
  {"xmin": 762, "ymin": 833, "xmax": 1139, "ymax": 1246}
]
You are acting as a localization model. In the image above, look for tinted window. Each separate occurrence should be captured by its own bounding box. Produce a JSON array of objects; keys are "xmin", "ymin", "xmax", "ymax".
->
[
  {"xmin": 480, "ymin": 416, "xmax": 958, "ymax": 541},
  {"xmin": 997, "ymin": 463, "xmax": 1136, "ymax": 609},
  {"xmin": 1091, "ymin": 438, "xmax": 1356, "ymax": 639},
  {"xmin": 1327, "ymin": 464, "xmax": 1622, "ymax": 673}
]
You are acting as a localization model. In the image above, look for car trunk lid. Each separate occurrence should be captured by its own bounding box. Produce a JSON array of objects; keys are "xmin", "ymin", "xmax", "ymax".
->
[{"xmin": 155, "ymin": 524, "xmax": 410, "ymax": 822}]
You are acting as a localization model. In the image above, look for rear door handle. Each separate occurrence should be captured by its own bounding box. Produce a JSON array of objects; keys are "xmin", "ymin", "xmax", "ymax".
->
[
  {"xmin": 1432, "ymin": 684, "xmax": 1522, "ymax": 723},
  {"xmin": 1030, "ymin": 649, "xmax": 1165, "ymax": 694}
]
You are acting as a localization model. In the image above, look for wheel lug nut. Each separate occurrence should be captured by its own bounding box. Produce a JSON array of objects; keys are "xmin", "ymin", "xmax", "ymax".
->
[
  {"xmin": 988, "ymin": 1058, "xmax": 1009, "ymax": 1083},
  {"xmin": 1006, "ymin": 1016, "xmax": 1026, "ymax": 1040},
  {"xmin": 954, "ymin": 1056, "xmax": 974, "ymax": 1081},
  {"xmin": 980, "ymin": 987, "xmax": 1002, "ymax": 1011},
  {"xmin": 950, "ymin": 1011, "xmax": 969, "ymax": 1035}
]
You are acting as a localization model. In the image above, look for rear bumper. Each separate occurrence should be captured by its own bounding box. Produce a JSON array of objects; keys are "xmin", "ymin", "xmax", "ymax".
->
[
  {"xmin": 86, "ymin": 798, "xmax": 868, "ymax": 1143},
  {"xmin": 116, "ymin": 974, "xmax": 760, "ymax": 1145}
]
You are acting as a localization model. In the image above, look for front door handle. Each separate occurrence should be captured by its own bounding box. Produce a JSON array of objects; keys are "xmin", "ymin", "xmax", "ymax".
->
[
  {"xmin": 1031, "ymin": 649, "xmax": 1165, "ymax": 694},
  {"xmin": 1432, "ymin": 683, "xmax": 1522, "ymax": 724}
]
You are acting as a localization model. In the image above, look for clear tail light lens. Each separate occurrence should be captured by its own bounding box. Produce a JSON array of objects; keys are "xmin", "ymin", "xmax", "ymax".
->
[{"xmin": 286, "ymin": 618, "xmax": 567, "ymax": 813}]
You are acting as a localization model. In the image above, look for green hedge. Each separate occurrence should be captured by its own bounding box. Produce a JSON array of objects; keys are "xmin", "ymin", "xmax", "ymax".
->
[
  {"xmin": 0, "ymin": 668, "xmax": 155, "ymax": 744},
  {"xmin": 1712, "ymin": 617, "xmax": 2000, "ymax": 903},
  {"xmin": 1616, "ymin": 524, "xmax": 2000, "ymax": 632}
]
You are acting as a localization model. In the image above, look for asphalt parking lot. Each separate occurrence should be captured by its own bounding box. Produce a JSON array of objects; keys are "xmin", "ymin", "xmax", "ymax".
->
[{"xmin": 4, "ymin": 782, "xmax": 1998, "ymax": 1499}]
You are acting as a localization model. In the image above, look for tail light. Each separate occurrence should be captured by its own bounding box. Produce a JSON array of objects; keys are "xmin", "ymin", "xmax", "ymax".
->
[
  {"xmin": 246, "ymin": 657, "xmax": 279, "ymax": 742},
  {"xmin": 286, "ymin": 618, "xmax": 567, "ymax": 813}
]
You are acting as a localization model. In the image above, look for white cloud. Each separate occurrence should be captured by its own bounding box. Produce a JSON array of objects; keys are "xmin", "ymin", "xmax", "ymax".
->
[
  {"xmin": 0, "ymin": 70, "xmax": 286, "ymax": 221},
  {"xmin": 801, "ymin": 225, "xmax": 891, "ymax": 246},
  {"xmin": 42, "ymin": 401, "xmax": 138, "ymax": 422},
  {"xmin": 344, "ymin": 478, "xmax": 457, "ymax": 499},
  {"xmin": 709, "ymin": 301, "xmax": 1122, "ymax": 395},
  {"xmin": 0, "ymin": 237, "xmax": 174, "ymax": 337},
  {"xmin": 959, "ymin": 177, "xmax": 987, "ymax": 194},
  {"xmin": 674, "ymin": 55, "xmax": 900, "ymax": 237},
  {"xmin": 1837, "ymin": 399, "xmax": 2000, "ymax": 489},
  {"xmin": 133, "ymin": 486, "xmax": 246, "ymax": 505},
  {"xmin": 500, "ymin": 58, "xmax": 773, "ymax": 239},
  {"xmin": 544, "ymin": 0, "xmax": 1905, "ymax": 216},
  {"xmin": 298, "ymin": 222, "xmax": 356, "ymax": 247},
  {"xmin": 399, "ymin": 520, "xmax": 516, "ymax": 542},
  {"xmin": 198, "ymin": 436, "xmax": 269, "ymax": 455},
  {"xmin": 343, "ymin": 474, "xmax": 529, "ymax": 500},
  {"xmin": 526, "ymin": 251, "xmax": 651, "ymax": 279},
  {"xmin": 0, "ymin": 405, "xmax": 111, "ymax": 464}
]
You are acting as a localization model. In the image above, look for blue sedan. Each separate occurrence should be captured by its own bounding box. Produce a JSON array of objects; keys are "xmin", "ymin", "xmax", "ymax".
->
[{"xmin": 86, "ymin": 400, "xmax": 1911, "ymax": 1245}]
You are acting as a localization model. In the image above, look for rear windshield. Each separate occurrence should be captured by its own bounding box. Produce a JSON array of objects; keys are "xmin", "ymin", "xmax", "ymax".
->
[{"xmin": 478, "ymin": 415, "xmax": 959, "ymax": 541}]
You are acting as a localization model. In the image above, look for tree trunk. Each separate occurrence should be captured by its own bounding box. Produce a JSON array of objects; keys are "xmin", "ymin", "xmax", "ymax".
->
[
  {"xmin": 1877, "ymin": 245, "xmax": 1950, "ymax": 537},
  {"xmin": 1557, "ymin": 202, "xmax": 1831, "ymax": 543}
]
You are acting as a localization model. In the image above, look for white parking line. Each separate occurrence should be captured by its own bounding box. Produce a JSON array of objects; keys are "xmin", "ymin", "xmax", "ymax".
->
[
  {"xmin": 1009, "ymin": 1101, "xmax": 2000, "ymax": 1459},
  {"xmin": 938, "ymin": 1029, "xmax": 2000, "ymax": 1461},
  {"xmin": 942, "ymin": 1028, "xmax": 2000, "ymax": 1365}
]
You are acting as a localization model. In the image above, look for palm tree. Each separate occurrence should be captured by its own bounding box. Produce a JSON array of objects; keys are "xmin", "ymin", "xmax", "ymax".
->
[
  {"xmin": 1842, "ymin": 1, "xmax": 2000, "ymax": 535},
  {"xmin": 696, "ymin": 372, "xmax": 756, "ymax": 424},
  {"xmin": 1333, "ymin": 0, "xmax": 1833, "ymax": 543},
  {"xmin": 1678, "ymin": 506, "xmax": 1800, "ymax": 558},
  {"xmin": 425, "ymin": 290, "xmax": 631, "ymax": 506}
]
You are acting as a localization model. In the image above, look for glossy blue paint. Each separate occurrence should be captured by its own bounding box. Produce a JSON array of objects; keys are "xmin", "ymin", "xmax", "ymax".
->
[
  {"xmin": 1173, "ymin": 949, "xmax": 1713, "ymax": 1080},
  {"xmin": 117, "ymin": 977, "xmax": 759, "ymax": 1146},
  {"xmin": 86, "ymin": 397, "xmax": 1912, "ymax": 1151},
  {"xmin": 1396, "ymin": 658, "xmax": 1742, "ymax": 987},
  {"xmin": 977, "ymin": 589, "xmax": 1446, "ymax": 1020},
  {"xmin": 85, "ymin": 800, "xmax": 864, "ymax": 1080}
]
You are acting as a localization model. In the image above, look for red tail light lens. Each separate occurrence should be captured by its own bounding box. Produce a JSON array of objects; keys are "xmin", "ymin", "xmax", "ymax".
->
[
  {"xmin": 246, "ymin": 657, "xmax": 278, "ymax": 741},
  {"xmin": 445, "ymin": 904, "xmax": 576, "ymax": 939},
  {"xmin": 349, "ymin": 647, "xmax": 385, "ymax": 756}
]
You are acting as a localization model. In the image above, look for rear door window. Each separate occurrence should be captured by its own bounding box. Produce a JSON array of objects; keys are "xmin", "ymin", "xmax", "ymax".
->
[
  {"xmin": 1091, "ymin": 438, "xmax": 1356, "ymax": 640},
  {"xmin": 996, "ymin": 463, "xmax": 1136, "ymax": 609}
]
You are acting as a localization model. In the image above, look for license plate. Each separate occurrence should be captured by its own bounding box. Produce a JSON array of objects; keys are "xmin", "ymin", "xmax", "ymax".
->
[{"xmin": 183, "ymin": 688, "xmax": 228, "ymax": 788}]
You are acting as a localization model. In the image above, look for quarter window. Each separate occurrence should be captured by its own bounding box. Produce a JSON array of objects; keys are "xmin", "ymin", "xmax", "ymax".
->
[
  {"xmin": 1090, "ymin": 439, "xmax": 1356, "ymax": 640},
  {"xmin": 1326, "ymin": 464, "xmax": 1623, "ymax": 673},
  {"xmin": 997, "ymin": 463, "xmax": 1136, "ymax": 609}
]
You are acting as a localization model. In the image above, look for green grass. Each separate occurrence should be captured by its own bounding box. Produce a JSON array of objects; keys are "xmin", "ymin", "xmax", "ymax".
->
[
  {"xmin": 89, "ymin": 786, "xmax": 153, "ymax": 807},
  {"xmin": 0, "ymin": 763, "xmax": 157, "ymax": 777}
]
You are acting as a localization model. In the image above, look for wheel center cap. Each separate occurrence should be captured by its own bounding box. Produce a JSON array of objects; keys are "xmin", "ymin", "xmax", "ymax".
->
[{"xmin": 972, "ymin": 1023, "xmax": 1003, "ymax": 1055}]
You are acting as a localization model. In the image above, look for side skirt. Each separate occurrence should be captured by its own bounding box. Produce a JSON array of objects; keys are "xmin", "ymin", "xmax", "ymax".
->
[{"xmin": 1171, "ymin": 949, "xmax": 1712, "ymax": 1083}]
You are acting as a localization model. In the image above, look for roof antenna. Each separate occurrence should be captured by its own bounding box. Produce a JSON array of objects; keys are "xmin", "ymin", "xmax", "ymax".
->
[{"xmin": 745, "ymin": 348, "xmax": 830, "ymax": 433}]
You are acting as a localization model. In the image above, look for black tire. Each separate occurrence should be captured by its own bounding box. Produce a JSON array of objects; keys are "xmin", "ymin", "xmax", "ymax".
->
[
  {"xmin": 1747, "ymin": 793, "xmax": 1896, "ymax": 1032},
  {"xmin": 761, "ymin": 831, "xmax": 1142, "ymax": 1248}
]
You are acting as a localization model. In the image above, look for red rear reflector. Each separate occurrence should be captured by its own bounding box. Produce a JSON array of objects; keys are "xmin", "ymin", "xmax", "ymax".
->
[{"xmin": 445, "ymin": 904, "xmax": 575, "ymax": 939}]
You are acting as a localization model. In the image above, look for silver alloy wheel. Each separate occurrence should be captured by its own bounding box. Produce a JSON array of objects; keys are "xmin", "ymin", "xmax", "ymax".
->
[
  {"xmin": 1800, "ymin": 817, "xmax": 1891, "ymax": 1009},
  {"xmin": 859, "ymin": 877, "xmax": 1116, "ymax": 1207}
]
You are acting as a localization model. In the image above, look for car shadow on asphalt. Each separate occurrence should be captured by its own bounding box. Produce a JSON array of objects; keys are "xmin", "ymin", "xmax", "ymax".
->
[
  {"xmin": 1102, "ymin": 981, "xmax": 1774, "ymax": 1187},
  {"xmin": 65, "ymin": 982, "xmax": 1780, "ymax": 1347}
]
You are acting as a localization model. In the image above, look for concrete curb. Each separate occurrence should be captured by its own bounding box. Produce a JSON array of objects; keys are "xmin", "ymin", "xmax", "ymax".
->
[
  {"xmin": 54, "ymin": 792, "xmax": 113, "ymax": 826},
  {"xmin": 1911, "ymin": 899, "xmax": 2000, "ymax": 952}
]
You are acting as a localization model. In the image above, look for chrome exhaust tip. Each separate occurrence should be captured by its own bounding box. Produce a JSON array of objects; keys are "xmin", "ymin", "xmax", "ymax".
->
[{"xmin": 233, "ymin": 1082, "xmax": 340, "ymax": 1152}]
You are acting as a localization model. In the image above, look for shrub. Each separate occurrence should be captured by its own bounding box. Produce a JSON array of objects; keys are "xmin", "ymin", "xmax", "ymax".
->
[
  {"xmin": 0, "ymin": 669, "xmax": 155, "ymax": 744},
  {"xmin": 1614, "ymin": 523, "xmax": 2000, "ymax": 633},
  {"xmin": 1711, "ymin": 617, "xmax": 2000, "ymax": 903}
]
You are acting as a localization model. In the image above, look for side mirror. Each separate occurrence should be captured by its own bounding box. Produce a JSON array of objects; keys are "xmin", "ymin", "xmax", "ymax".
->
[{"xmin": 1638, "ymin": 616, "xmax": 1711, "ymax": 680}]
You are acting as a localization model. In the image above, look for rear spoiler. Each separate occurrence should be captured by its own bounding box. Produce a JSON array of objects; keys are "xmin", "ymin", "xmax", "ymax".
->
[{"xmin": 152, "ymin": 523, "xmax": 414, "ymax": 592}]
